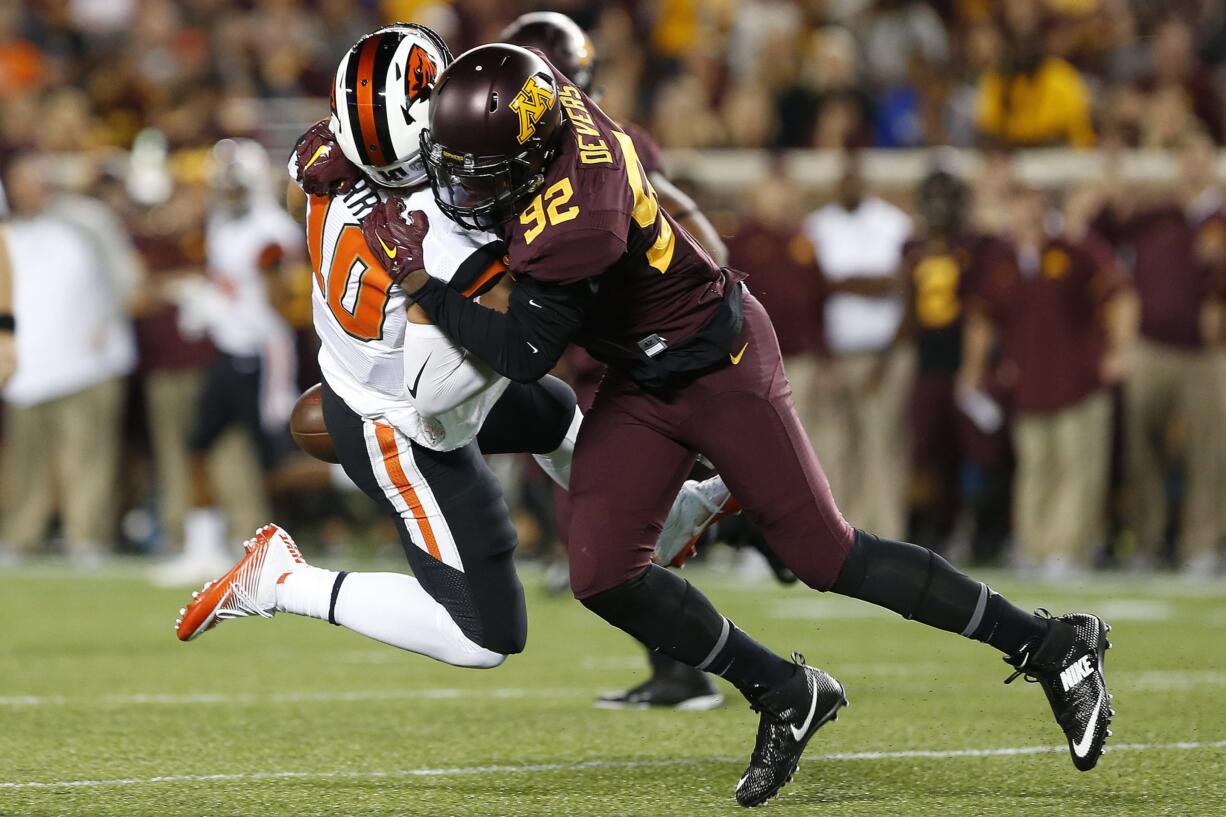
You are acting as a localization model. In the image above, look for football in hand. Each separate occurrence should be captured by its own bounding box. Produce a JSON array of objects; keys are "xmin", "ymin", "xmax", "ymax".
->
[{"xmin": 290, "ymin": 383, "xmax": 339, "ymax": 464}]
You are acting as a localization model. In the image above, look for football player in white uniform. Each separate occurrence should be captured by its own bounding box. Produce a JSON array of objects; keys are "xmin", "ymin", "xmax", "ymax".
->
[{"xmin": 174, "ymin": 24, "xmax": 729, "ymax": 670}]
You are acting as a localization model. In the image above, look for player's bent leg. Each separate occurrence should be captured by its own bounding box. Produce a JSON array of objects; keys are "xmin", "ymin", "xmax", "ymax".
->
[
  {"xmin": 569, "ymin": 388, "xmax": 843, "ymax": 803},
  {"xmin": 683, "ymin": 294, "xmax": 1112, "ymax": 776},
  {"xmin": 201, "ymin": 379, "xmax": 528, "ymax": 667},
  {"xmin": 174, "ymin": 523, "xmax": 506, "ymax": 668}
]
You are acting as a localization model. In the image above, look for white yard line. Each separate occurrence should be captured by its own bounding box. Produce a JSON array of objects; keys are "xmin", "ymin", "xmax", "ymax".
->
[
  {"xmin": 2, "ymin": 741, "xmax": 1222, "ymax": 791},
  {"xmin": 9, "ymin": 665, "xmax": 1226, "ymax": 707},
  {"xmin": 0, "ymin": 687, "xmax": 591, "ymax": 707}
]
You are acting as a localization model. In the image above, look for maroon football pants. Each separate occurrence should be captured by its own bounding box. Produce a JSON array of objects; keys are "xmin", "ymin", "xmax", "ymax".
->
[{"xmin": 566, "ymin": 293, "xmax": 855, "ymax": 598}]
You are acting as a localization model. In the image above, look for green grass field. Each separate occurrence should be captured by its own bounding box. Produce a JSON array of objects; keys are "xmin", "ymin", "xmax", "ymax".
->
[{"xmin": 2, "ymin": 563, "xmax": 1224, "ymax": 816}]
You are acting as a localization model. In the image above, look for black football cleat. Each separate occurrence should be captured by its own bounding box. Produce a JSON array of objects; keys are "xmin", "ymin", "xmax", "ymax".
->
[
  {"xmin": 1004, "ymin": 610, "xmax": 1114, "ymax": 771},
  {"xmin": 594, "ymin": 672, "xmax": 724, "ymax": 711},
  {"xmin": 735, "ymin": 654, "xmax": 847, "ymax": 807}
]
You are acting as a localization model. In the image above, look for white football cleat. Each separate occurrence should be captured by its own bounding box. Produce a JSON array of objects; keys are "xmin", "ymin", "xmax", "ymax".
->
[
  {"xmin": 175, "ymin": 524, "xmax": 305, "ymax": 642},
  {"xmin": 655, "ymin": 477, "xmax": 740, "ymax": 568}
]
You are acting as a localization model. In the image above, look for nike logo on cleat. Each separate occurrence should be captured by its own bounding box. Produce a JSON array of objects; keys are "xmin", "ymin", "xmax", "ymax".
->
[
  {"xmin": 1060, "ymin": 655, "xmax": 1095, "ymax": 692},
  {"xmin": 1072, "ymin": 689, "xmax": 1105, "ymax": 758},
  {"xmin": 790, "ymin": 681, "xmax": 820, "ymax": 742}
]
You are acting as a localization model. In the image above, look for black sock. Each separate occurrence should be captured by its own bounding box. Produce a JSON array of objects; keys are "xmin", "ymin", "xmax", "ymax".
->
[
  {"xmin": 833, "ymin": 530, "xmax": 1048, "ymax": 656},
  {"xmin": 970, "ymin": 590, "xmax": 1050, "ymax": 656},
  {"xmin": 646, "ymin": 647, "xmax": 707, "ymax": 684},
  {"xmin": 582, "ymin": 565, "xmax": 791, "ymax": 698},
  {"xmin": 702, "ymin": 622, "xmax": 796, "ymax": 700}
]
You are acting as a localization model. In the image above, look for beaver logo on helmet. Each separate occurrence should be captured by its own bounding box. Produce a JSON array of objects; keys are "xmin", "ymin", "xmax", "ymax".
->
[
  {"xmin": 406, "ymin": 44, "xmax": 437, "ymax": 107},
  {"xmin": 509, "ymin": 75, "xmax": 556, "ymax": 144}
]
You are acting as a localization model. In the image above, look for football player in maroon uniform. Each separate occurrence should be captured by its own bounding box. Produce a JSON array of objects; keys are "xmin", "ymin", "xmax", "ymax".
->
[
  {"xmin": 502, "ymin": 10, "xmax": 731, "ymax": 712},
  {"xmin": 875, "ymin": 168, "xmax": 1011, "ymax": 558},
  {"xmin": 369, "ymin": 45, "xmax": 1117, "ymax": 805}
]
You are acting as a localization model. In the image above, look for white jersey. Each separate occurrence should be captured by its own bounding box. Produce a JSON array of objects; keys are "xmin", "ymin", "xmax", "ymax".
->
[{"xmin": 305, "ymin": 177, "xmax": 508, "ymax": 450}]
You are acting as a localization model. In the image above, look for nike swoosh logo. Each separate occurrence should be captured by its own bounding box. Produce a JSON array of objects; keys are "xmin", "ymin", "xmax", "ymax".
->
[
  {"xmin": 729, "ymin": 342, "xmax": 749, "ymax": 365},
  {"xmin": 790, "ymin": 675, "xmax": 820, "ymax": 742},
  {"xmin": 526, "ymin": 341, "xmax": 539, "ymax": 354},
  {"xmin": 378, "ymin": 235, "xmax": 397, "ymax": 259},
  {"xmin": 407, "ymin": 353, "xmax": 431, "ymax": 399},
  {"xmin": 529, "ymin": 299, "xmax": 543, "ymax": 308},
  {"xmin": 1071, "ymin": 688, "xmax": 1104, "ymax": 758},
  {"xmin": 303, "ymin": 144, "xmax": 330, "ymax": 171}
]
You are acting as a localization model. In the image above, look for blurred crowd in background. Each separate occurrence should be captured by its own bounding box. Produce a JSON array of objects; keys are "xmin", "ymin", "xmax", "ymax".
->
[
  {"xmin": 0, "ymin": 0, "xmax": 1224, "ymax": 580},
  {"xmin": 5, "ymin": 0, "xmax": 1226, "ymax": 151}
]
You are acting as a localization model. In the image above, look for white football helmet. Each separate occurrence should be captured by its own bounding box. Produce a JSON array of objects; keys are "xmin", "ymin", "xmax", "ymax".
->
[{"xmin": 329, "ymin": 23, "xmax": 452, "ymax": 188}]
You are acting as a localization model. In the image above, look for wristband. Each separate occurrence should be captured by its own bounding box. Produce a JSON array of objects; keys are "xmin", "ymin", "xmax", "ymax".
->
[{"xmin": 0, "ymin": 313, "xmax": 14, "ymax": 332}]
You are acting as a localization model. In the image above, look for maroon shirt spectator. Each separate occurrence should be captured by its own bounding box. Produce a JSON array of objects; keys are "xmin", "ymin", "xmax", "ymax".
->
[
  {"xmin": 726, "ymin": 222, "xmax": 823, "ymax": 357},
  {"xmin": 970, "ymin": 235, "xmax": 1127, "ymax": 414},
  {"xmin": 132, "ymin": 230, "xmax": 216, "ymax": 372},
  {"xmin": 1091, "ymin": 198, "xmax": 1226, "ymax": 348}
]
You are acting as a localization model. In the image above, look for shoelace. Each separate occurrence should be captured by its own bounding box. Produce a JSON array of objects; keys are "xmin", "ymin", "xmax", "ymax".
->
[
  {"xmin": 216, "ymin": 537, "xmax": 274, "ymax": 620},
  {"xmin": 1003, "ymin": 609, "xmax": 1054, "ymax": 685}
]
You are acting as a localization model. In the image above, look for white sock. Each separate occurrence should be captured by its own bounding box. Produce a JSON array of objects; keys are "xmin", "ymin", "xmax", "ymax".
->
[
  {"xmin": 533, "ymin": 406, "xmax": 582, "ymax": 490},
  {"xmin": 275, "ymin": 569, "xmax": 505, "ymax": 669},
  {"xmin": 275, "ymin": 564, "xmax": 338, "ymax": 620},
  {"xmin": 184, "ymin": 508, "xmax": 227, "ymax": 560}
]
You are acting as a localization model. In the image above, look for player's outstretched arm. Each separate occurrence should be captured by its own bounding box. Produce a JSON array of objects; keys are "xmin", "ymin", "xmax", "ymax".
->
[
  {"xmin": 363, "ymin": 197, "xmax": 592, "ymax": 383},
  {"xmin": 407, "ymin": 272, "xmax": 591, "ymax": 383}
]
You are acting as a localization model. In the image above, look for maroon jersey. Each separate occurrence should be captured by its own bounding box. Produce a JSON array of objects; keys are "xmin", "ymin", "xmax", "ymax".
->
[
  {"xmin": 505, "ymin": 63, "xmax": 741, "ymax": 373},
  {"xmin": 1091, "ymin": 202, "xmax": 1226, "ymax": 348},
  {"xmin": 132, "ymin": 230, "xmax": 218, "ymax": 372},
  {"xmin": 902, "ymin": 233, "xmax": 985, "ymax": 375},
  {"xmin": 726, "ymin": 220, "xmax": 823, "ymax": 357},
  {"xmin": 970, "ymin": 235, "xmax": 1127, "ymax": 414}
]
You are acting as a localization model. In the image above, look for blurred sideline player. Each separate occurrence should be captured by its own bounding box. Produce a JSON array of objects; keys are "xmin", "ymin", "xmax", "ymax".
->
[
  {"xmin": 392, "ymin": 44, "xmax": 1116, "ymax": 805},
  {"xmin": 503, "ymin": 10, "xmax": 732, "ymax": 711},
  {"xmin": 153, "ymin": 139, "xmax": 300, "ymax": 585},
  {"xmin": 873, "ymin": 167, "xmax": 1011, "ymax": 559},
  {"xmin": 175, "ymin": 24, "xmax": 725, "ymax": 671}
]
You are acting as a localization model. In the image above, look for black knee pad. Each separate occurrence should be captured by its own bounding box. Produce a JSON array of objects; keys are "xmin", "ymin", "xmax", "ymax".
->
[
  {"xmin": 580, "ymin": 565, "xmax": 726, "ymax": 667},
  {"xmin": 832, "ymin": 529, "xmax": 983, "ymax": 634}
]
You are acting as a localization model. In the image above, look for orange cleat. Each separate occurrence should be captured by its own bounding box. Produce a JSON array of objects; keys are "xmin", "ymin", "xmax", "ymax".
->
[{"xmin": 175, "ymin": 524, "xmax": 305, "ymax": 642}]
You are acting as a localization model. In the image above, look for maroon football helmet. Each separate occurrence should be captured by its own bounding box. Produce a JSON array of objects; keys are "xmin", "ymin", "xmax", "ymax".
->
[
  {"xmin": 420, "ymin": 44, "xmax": 565, "ymax": 231},
  {"xmin": 501, "ymin": 11, "xmax": 596, "ymax": 93}
]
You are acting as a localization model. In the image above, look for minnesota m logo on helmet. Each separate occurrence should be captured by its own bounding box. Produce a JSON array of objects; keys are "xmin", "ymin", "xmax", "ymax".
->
[{"xmin": 509, "ymin": 75, "xmax": 556, "ymax": 144}]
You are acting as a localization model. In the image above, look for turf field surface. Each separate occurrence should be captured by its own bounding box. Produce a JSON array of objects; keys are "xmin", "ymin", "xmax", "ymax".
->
[{"xmin": 2, "ymin": 563, "xmax": 1224, "ymax": 816}]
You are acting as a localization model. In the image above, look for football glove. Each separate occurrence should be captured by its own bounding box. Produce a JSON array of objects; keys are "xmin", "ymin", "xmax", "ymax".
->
[
  {"xmin": 291, "ymin": 119, "xmax": 362, "ymax": 196},
  {"xmin": 363, "ymin": 197, "xmax": 430, "ymax": 288}
]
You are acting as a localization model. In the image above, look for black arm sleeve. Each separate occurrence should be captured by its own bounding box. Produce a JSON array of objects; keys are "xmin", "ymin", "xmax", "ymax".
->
[{"xmin": 412, "ymin": 274, "xmax": 594, "ymax": 383}]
